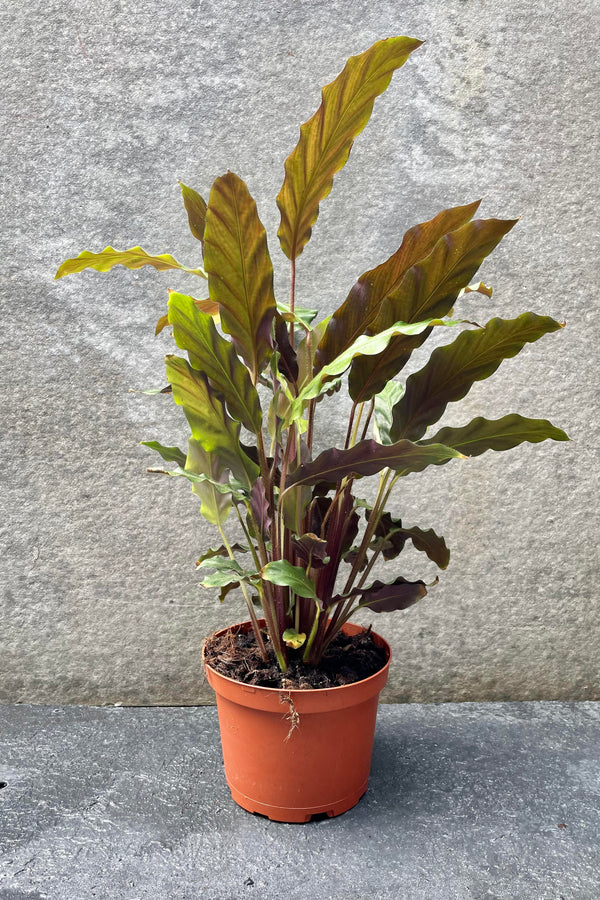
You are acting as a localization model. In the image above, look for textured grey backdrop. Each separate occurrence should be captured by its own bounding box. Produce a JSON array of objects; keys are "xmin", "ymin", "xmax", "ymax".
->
[{"xmin": 1, "ymin": 0, "xmax": 598, "ymax": 705}]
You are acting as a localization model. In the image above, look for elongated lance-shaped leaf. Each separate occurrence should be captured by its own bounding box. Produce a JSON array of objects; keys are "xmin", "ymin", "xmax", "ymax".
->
[
  {"xmin": 167, "ymin": 291, "xmax": 262, "ymax": 433},
  {"xmin": 287, "ymin": 317, "xmax": 466, "ymax": 423},
  {"xmin": 185, "ymin": 437, "xmax": 232, "ymax": 526},
  {"xmin": 140, "ymin": 440, "xmax": 187, "ymax": 468},
  {"xmin": 179, "ymin": 182, "xmax": 207, "ymax": 246},
  {"xmin": 315, "ymin": 200, "xmax": 481, "ymax": 372},
  {"xmin": 348, "ymin": 217, "xmax": 518, "ymax": 401},
  {"xmin": 371, "ymin": 513, "xmax": 450, "ymax": 568},
  {"xmin": 276, "ymin": 36, "xmax": 423, "ymax": 261},
  {"xmin": 204, "ymin": 171, "xmax": 276, "ymax": 380},
  {"xmin": 149, "ymin": 465, "xmax": 248, "ymax": 500},
  {"xmin": 391, "ymin": 313, "xmax": 565, "ymax": 443},
  {"xmin": 55, "ymin": 246, "xmax": 206, "ymax": 279},
  {"xmin": 166, "ymin": 354, "xmax": 259, "ymax": 486},
  {"xmin": 336, "ymin": 576, "xmax": 431, "ymax": 613},
  {"xmin": 421, "ymin": 414, "xmax": 570, "ymax": 457},
  {"xmin": 285, "ymin": 439, "xmax": 464, "ymax": 489}
]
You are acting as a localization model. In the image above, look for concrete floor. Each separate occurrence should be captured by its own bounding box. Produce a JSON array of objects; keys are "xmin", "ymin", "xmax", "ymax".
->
[{"xmin": 1, "ymin": 702, "xmax": 599, "ymax": 899}]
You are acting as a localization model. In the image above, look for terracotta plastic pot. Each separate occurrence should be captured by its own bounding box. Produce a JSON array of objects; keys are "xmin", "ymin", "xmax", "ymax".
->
[{"xmin": 203, "ymin": 620, "xmax": 391, "ymax": 822}]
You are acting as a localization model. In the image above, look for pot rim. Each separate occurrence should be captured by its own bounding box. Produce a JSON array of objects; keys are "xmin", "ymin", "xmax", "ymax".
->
[{"xmin": 202, "ymin": 618, "xmax": 392, "ymax": 697}]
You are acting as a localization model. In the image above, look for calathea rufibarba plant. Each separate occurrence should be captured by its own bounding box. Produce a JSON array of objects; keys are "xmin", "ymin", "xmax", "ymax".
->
[{"xmin": 56, "ymin": 36, "xmax": 568, "ymax": 674}]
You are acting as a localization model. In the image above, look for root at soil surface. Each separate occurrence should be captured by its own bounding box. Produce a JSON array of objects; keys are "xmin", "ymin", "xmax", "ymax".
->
[{"xmin": 203, "ymin": 626, "xmax": 388, "ymax": 689}]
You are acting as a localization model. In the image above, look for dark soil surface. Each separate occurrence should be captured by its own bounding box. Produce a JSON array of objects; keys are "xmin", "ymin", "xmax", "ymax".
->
[{"xmin": 203, "ymin": 625, "xmax": 388, "ymax": 689}]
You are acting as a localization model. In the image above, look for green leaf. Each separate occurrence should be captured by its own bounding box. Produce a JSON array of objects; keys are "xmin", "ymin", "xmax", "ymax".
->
[
  {"xmin": 200, "ymin": 570, "xmax": 246, "ymax": 588},
  {"xmin": 167, "ymin": 291, "xmax": 262, "ymax": 433},
  {"xmin": 140, "ymin": 440, "xmax": 187, "ymax": 468},
  {"xmin": 198, "ymin": 554, "xmax": 259, "ymax": 589},
  {"xmin": 55, "ymin": 246, "xmax": 206, "ymax": 280},
  {"xmin": 166, "ymin": 355, "xmax": 259, "ymax": 486},
  {"xmin": 285, "ymin": 439, "xmax": 464, "ymax": 489},
  {"xmin": 277, "ymin": 301, "xmax": 319, "ymax": 327},
  {"xmin": 421, "ymin": 414, "xmax": 570, "ymax": 457},
  {"xmin": 260, "ymin": 560, "xmax": 318, "ymax": 600},
  {"xmin": 196, "ymin": 556, "xmax": 245, "ymax": 573},
  {"xmin": 287, "ymin": 318, "xmax": 465, "ymax": 422},
  {"xmin": 348, "ymin": 217, "xmax": 518, "ymax": 401},
  {"xmin": 276, "ymin": 36, "xmax": 423, "ymax": 261},
  {"xmin": 148, "ymin": 461, "xmax": 247, "ymax": 500},
  {"xmin": 282, "ymin": 628, "xmax": 307, "ymax": 649},
  {"xmin": 373, "ymin": 381, "xmax": 405, "ymax": 444},
  {"xmin": 315, "ymin": 200, "xmax": 481, "ymax": 372},
  {"xmin": 185, "ymin": 438, "xmax": 233, "ymax": 526},
  {"xmin": 391, "ymin": 313, "xmax": 565, "ymax": 443},
  {"xmin": 204, "ymin": 171, "xmax": 276, "ymax": 381},
  {"xmin": 179, "ymin": 181, "xmax": 207, "ymax": 245}
]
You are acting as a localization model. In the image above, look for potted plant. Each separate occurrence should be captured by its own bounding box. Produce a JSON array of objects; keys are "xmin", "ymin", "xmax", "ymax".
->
[{"xmin": 56, "ymin": 35, "xmax": 568, "ymax": 822}]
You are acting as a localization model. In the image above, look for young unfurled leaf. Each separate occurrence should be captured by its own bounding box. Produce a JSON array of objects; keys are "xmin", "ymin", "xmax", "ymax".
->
[
  {"xmin": 421, "ymin": 414, "xmax": 570, "ymax": 457},
  {"xmin": 282, "ymin": 628, "xmax": 307, "ymax": 649},
  {"xmin": 390, "ymin": 313, "xmax": 565, "ymax": 443},
  {"xmin": 55, "ymin": 246, "xmax": 206, "ymax": 280},
  {"xmin": 250, "ymin": 477, "xmax": 272, "ymax": 539},
  {"xmin": 315, "ymin": 200, "xmax": 481, "ymax": 372},
  {"xmin": 140, "ymin": 440, "xmax": 187, "ymax": 468},
  {"xmin": 347, "ymin": 217, "xmax": 518, "ymax": 402},
  {"xmin": 204, "ymin": 172, "xmax": 276, "ymax": 380},
  {"xmin": 291, "ymin": 533, "xmax": 330, "ymax": 568},
  {"xmin": 373, "ymin": 381, "xmax": 405, "ymax": 444},
  {"xmin": 179, "ymin": 181, "xmax": 207, "ymax": 246},
  {"xmin": 277, "ymin": 36, "xmax": 423, "ymax": 261},
  {"xmin": 166, "ymin": 355, "xmax": 259, "ymax": 486},
  {"xmin": 351, "ymin": 576, "xmax": 434, "ymax": 612},
  {"xmin": 274, "ymin": 312, "xmax": 299, "ymax": 383},
  {"xmin": 277, "ymin": 301, "xmax": 319, "ymax": 327},
  {"xmin": 168, "ymin": 291, "xmax": 262, "ymax": 433},
  {"xmin": 260, "ymin": 560, "xmax": 318, "ymax": 599},
  {"xmin": 285, "ymin": 439, "xmax": 464, "ymax": 489}
]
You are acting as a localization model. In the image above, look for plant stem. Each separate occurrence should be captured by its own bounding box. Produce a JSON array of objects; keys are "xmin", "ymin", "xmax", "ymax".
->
[
  {"xmin": 360, "ymin": 398, "xmax": 375, "ymax": 441},
  {"xmin": 217, "ymin": 522, "xmax": 268, "ymax": 662},
  {"xmin": 342, "ymin": 469, "xmax": 391, "ymax": 595},
  {"xmin": 344, "ymin": 401, "xmax": 357, "ymax": 450},
  {"xmin": 349, "ymin": 402, "xmax": 365, "ymax": 447},
  {"xmin": 289, "ymin": 257, "xmax": 296, "ymax": 346},
  {"xmin": 302, "ymin": 607, "xmax": 321, "ymax": 662},
  {"xmin": 306, "ymin": 398, "xmax": 316, "ymax": 452}
]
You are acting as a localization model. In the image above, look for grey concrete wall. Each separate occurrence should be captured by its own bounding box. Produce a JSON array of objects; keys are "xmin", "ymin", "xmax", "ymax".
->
[{"xmin": 1, "ymin": 0, "xmax": 597, "ymax": 705}]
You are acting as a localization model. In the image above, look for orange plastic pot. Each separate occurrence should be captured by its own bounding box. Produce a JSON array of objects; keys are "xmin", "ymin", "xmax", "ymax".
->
[{"xmin": 203, "ymin": 620, "xmax": 391, "ymax": 822}]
